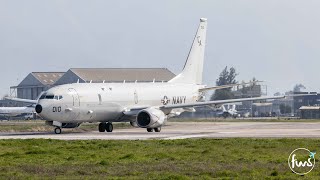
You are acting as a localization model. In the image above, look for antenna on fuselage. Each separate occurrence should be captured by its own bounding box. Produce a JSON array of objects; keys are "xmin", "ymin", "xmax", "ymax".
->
[
  {"xmin": 153, "ymin": 79, "xmax": 155, "ymax": 83},
  {"xmin": 90, "ymin": 80, "xmax": 92, "ymax": 83},
  {"xmin": 123, "ymin": 80, "xmax": 126, "ymax": 83},
  {"xmin": 135, "ymin": 80, "xmax": 137, "ymax": 83},
  {"xmin": 77, "ymin": 79, "xmax": 80, "ymax": 83},
  {"xmin": 103, "ymin": 80, "xmax": 105, "ymax": 83}
]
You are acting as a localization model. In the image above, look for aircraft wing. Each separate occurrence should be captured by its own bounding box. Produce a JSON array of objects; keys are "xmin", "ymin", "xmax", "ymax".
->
[
  {"xmin": 5, "ymin": 97, "xmax": 38, "ymax": 104},
  {"xmin": 123, "ymin": 107, "xmax": 148, "ymax": 116},
  {"xmin": 160, "ymin": 94, "xmax": 314, "ymax": 110},
  {"xmin": 159, "ymin": 96, "xmax": 286, "ymax": 110},
  {"xmin": 122, "ymin": 94, "xmax": 312, "ymax": 117}
]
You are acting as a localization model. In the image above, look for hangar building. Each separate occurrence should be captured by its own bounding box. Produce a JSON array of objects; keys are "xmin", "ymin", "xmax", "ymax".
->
[
  {"xmin": 10, "ymin": 72, "xmax": 65, "ymax": 100},
  {"xmin": 54, "ymin": 68, "xmax": 175, "ymax": 85},
  {"xmin": 300, "ymin": 106, "xmax": 320, "ymax": 119},
  {"xmin": 10, "ymin": 68, "xmax": 175, "ymax": 100}
]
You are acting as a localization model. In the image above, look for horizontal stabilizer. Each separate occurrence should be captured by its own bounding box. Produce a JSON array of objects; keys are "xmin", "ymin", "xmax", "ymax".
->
[{"xmin": 199, "ymin": 81, "xmax": 263, "ymax": 92}]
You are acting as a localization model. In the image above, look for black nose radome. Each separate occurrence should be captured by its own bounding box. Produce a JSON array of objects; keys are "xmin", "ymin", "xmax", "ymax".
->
[{"xmin": 35, "ymin": 104, "xmax": 42, "ymax": 114}]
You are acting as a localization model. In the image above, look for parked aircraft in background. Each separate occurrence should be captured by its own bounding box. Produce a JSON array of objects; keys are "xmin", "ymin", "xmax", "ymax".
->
[
  {"xmin": 218, "ymin": 104, "xmax": 239, "ymax": 118},
  {"xmin": 0, "ymin": 105, "xmax": 35, "ymax": 120},
  {"xmin": 8, "ymin": 18, "xmax": 292, "ymax": 134}
]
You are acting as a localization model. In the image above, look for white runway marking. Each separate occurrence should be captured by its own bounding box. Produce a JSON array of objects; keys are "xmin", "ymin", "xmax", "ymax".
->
[
  {"xmin": 163, "ymin": 134, "xmax": 208, "ymax": 140},
  {"xmin": 217, "ymin": 132, "xmax": 237, "ymax": 134}
]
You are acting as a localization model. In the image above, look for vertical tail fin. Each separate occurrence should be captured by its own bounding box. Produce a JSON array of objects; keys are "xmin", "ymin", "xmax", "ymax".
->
[
  {"xmin": 222, "ymin": 105, "xmax": 227, "ymax": 112},
  {"xmin": 232, "ymin": 104, "xmax": 236, "ymax": 111},
  {"xmin": 169, "ymin": 18, "xmax": 207, "ymax": 84}
]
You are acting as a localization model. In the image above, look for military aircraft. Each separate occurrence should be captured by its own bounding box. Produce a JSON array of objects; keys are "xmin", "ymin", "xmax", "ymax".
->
[
  {"xmin": 9, "ymin": 18, "xmax": 292, "ymax": 134},
  {"xmin": 0, "ymin": 105, "xmax": 35, "ymax": 120},
  {"xmin": 218, "ymin": 104, "xmax": 239, "ymax": 118}
]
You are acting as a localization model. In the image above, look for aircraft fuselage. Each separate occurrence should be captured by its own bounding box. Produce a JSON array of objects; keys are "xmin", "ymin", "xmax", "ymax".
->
[{"xmin": 38, "ymin": 83, "xmax": 203, "ymax": 123}]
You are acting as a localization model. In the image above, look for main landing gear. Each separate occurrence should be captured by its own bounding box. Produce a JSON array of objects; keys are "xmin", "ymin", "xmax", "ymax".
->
[
  {"xmin": 98, "ymin": 122, "xmax": 113, "ymax": 133},
  {"xmin": 147, "ymin": 127, "xmax": 161, "ymax": 133}
]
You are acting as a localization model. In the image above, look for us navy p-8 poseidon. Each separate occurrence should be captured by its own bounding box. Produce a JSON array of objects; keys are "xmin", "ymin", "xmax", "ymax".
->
[{"xmin": 19, "ymin": 18, "xmax": 287, "ymax": 134}]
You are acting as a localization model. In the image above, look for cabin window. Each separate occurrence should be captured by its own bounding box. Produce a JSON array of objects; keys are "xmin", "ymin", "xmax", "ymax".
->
[
  {"xmin": 59, "ymin": 96, "xmax": 63, "ymax": 100},
  {"xmin": 54, "ymin": 96, "xmax": 59, "ymax": 100}
]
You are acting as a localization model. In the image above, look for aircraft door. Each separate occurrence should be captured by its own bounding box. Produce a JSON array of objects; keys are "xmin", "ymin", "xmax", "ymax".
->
[
  {"xmin": 68, "ymin": 88, "xmax": 80, "ymax": 107},
  {"xmin": 134, "ymin": 90, "xmax": 139, "ymax": 105},
  {"xmin": 68, "ymin": 88, "xmax": 80, "ymax": 120}
]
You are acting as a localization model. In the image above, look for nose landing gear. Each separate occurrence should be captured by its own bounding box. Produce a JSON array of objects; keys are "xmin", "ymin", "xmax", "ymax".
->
[{"xmin": 54, "ymin": 127, "xmax": 62, "ymax": 134}]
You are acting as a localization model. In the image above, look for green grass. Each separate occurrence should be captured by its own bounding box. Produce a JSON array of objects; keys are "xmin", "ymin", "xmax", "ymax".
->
[{"xmin": 0, "ymin": 139, "xmax": 320, "ymax": 179}]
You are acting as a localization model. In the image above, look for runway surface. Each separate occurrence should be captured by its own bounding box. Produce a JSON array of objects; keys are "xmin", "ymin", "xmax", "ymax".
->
[{"xmin": 1, "ymin": 122, "xmax": 320, "ymax": 140}]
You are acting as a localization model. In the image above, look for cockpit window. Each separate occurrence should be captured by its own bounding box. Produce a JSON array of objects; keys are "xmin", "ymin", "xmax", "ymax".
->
[
  {"xmin": 53, "ymin": 95, "xmax": 64, "ymax": 100},
  {"xmin": 39, "ymin": 93, "xmax": 47, "ymax": 99},
  {"xmin": 45, "ymin": 95, "xmax": 54, "ymax": 99},
  {"xmin": 39, "ymin": 93, "xmax": 62, "ymax": 100}
]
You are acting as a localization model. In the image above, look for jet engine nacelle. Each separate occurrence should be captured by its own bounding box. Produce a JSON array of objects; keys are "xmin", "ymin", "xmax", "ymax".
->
[{"xmin": 136, "ymin": 108, "xmax": 166, "ymax": 128}]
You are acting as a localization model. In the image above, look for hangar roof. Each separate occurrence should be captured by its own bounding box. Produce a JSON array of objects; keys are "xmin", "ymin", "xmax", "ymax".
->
[
  {"xmin": 252, "ymin": 103, "xmax": 273, "ymax": 107},
  {"xmin": 16, "ymin": 72, "xmax": 65, "ymax": 88},
  {"xmin": 31, "ymin": 72, "xmax": 65, "ymax": 85},
  {"xmin": 15, "ymin": 68, "xmax": 176, "ymax": 88},
  {"xmin": 69, "ymin": 68, "xmax": 175, "ymax": 82},
  {"xmin": 299, "ymin": 106, "xmax": 320, "ymax": 110}
]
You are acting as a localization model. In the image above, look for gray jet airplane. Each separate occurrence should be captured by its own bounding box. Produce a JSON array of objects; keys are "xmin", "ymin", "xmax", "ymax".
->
[{"xmin": 9, "ymin": 18, "xmax": 291, "ymax": 134}]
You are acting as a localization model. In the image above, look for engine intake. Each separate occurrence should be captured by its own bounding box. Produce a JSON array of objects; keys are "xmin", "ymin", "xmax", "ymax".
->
[{"xmin": 136, "ymin": 108, "xmax": 166, "ymax": 128}]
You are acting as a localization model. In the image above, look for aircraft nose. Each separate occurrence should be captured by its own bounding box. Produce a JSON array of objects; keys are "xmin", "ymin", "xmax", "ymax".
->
[{"xmin": 35, "ymin": 104, "xmax": 43, "ymax": 114}]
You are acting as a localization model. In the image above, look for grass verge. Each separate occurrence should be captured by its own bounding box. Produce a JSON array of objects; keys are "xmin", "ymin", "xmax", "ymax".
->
[{"xmin": 0, "ymin": 138, "xmax": 319, "ymax": 179}]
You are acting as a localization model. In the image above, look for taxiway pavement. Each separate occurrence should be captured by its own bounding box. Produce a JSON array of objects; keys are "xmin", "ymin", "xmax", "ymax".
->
[{"xmin": 1, "ymin": 122, "xmax": 320, "ymax": 140}]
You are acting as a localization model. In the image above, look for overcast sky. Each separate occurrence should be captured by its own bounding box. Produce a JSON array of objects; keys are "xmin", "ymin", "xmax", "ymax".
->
[{"xmin": 0, "ymin": 0, "xmax": 320, "ymax": 97}]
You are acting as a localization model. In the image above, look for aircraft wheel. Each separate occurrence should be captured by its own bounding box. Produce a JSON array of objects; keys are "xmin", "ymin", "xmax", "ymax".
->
[
  {"xmin": 147, "ymin": 128, "xmax": 153, "ymax": 132},
  {"xmin": 99, "ymin": 123, "xmax": 106, "ymax": 132},
  {"xmin": 154, "ymin": 127, "xmax": 161, "ymax": 132},
  {"xmin": 54, "ymin": 127, "xmax": 62, "ymax": 134},
  {"xmin": 106, "ymin": 123, "xmax": 113, "ymax": 132}
]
